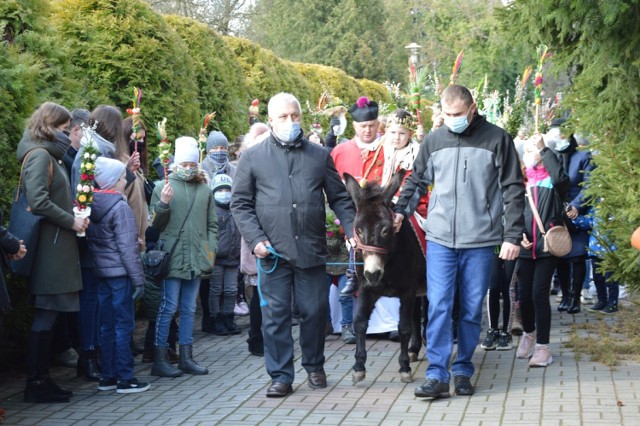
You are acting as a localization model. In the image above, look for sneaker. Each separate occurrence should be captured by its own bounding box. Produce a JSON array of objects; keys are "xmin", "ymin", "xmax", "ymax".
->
[
  {"xmin": 234, "ymin": 301, "xmax": 250, "ymax": 316},
  {"xmin": 480, "ymin": 329, "xmax": 499, "ymax": 350},
  {"xmin": 496, "ymin": 331, "xmax": 513, "ymax": 351},
  {"xmin": 98, "ymin": 378, "xmax": 117, "ymax": 391},
  {"xmin": 529, "ymin": 344, "xmax": 553, "ymax": 367},
  {"xmin": 581, "ymin": 288, "xmax": 594, "ymax": 302},
  {"xmin": 602, "ymin": 304, "xmax": 619, "ymax": 314},
  {"xmin": 588, "ymin": 300, "xmax": 607, "ymax": 312},
  {"xmin": 516, "ymin": 332, "xmax": 536, "ymax": 359},
  {"xmin": 453, "ymin": 375, "xmax": 474, "ymax": 396},
  {"xmin": 414, "ymin": 378, "xmax": 450, "ymax": 399},
  {"xmin": 116, "ymin": 378, "xmax": 150, "ymax": 394},
  {"xmin": 53, "ymin": 348, "xmax": 79, "ymax": 368},
  {"xmin": 555, "ymin": 291, "xmax": 563, "ymax": 303},
  {"xmin": 341, "ymin": 324, "xmax": 356, "ymax": 344}
]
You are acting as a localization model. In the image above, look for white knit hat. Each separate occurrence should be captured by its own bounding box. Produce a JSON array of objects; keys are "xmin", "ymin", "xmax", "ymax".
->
[
  {"xmin": 174, "ymin": 136, "xmax": 199, "ymax": 164},
  {"xmin": 95, "ymin": 157, "xmax": 126, "ymax": 190}
]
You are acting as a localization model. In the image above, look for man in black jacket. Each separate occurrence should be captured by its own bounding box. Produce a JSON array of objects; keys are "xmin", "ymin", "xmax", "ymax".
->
[
  {"xmin": 231, "ymin": 92, "xmax": 356, "ymax": 397},
  {"xmin": 393, "ymin": 85, "xmax": 524, "ymax": 399}
]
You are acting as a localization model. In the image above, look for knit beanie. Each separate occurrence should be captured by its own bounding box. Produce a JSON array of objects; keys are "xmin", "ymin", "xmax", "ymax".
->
[
  {"xmin": 95, "ymin": 157, "xmax": 125, "ymax": 190},
  {"xmin": 211, "ymin": 174, "xmax": 232, "ymax": 192},
  {"xmin": 174, "ymin": 136, "xmax": 199, "ymax": 164},
  {"xmin": 206, "ymin": 131, "xmax": 229, "ymax": 152}
]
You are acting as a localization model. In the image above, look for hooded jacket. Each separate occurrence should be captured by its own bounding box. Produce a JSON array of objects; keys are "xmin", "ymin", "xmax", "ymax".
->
[
  {"xmin": 519, "ymin": 148, "xmax": 570, "ymax": 259},
  {"xmin": 213, "ymin": 201, "xmax": 241, "ymax": 266},
  {"xmin": 231, "ymin": 133, "xmax": 356, "ymax": 269},
  {"xmin": 394, "ymin": 114, "xmax": 525, "ymax": 248},
  {"xmin": 85, "ymin": 191, "xmax": 145, "ymax": 286},
  {"xmin": 16, "ymin": 130, "xmax": 82, "ymax": 295}
]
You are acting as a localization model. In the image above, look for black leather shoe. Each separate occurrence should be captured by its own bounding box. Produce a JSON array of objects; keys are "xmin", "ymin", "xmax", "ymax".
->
[
  {"xmin": 454, "ymin": 375, "xmax": 474, "ymax": 396},
  {"xmin": 308, "ymin": 370, "xmax": 327, "ymax": 389},
  {"xmin": 266, "ymin": 382, "xmax": 293, "ymax": 397},
  {"xmin": 414, "ymin": 378, "xmax": 450, "ymax": 399}
]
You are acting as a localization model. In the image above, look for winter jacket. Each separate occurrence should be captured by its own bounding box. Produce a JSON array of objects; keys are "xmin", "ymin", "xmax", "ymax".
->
[
  {"xmin": 150, "ymin": 173, "xmax": 218, "ymax": 279},
  {"xmin": 231, "ymin": 133, "xmax": 356, "ymax": 269},
  {"xmin": 16, "ymin": 131, "xmax": 82, "ymax": 295},
  {"xmin": 519, "ymin": 148, "xmax": 570, "ymax": 259},
  {"xmin": 573, "ymin": 207, "xmax": 617, "ymax": 258},
  {"xmin": 123, "ymin": 169, "xmax": 149, "ymax": 250},
  {"xmin": 214, "ymin": 202, "xmax": 241, "ymax": 266},
  {"xmin": 394, "ymin": 113, "xmax": 525, "ymax": 248},
  {"xmin": 201, "ymin": 157, "xmax": 236, "ymax": 182},
  {"xmin": 85, "ymin": 191, "xmax": 145, "ymax": 287}
]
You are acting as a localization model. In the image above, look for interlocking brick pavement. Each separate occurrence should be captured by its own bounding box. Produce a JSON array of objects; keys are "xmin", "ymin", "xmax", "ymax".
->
[{"xmin": 0, "ymin": 297, "xmax": 638, "ymax": 425}]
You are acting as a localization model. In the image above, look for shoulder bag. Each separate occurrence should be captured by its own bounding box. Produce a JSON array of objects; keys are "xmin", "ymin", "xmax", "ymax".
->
[
  {"xmin": 526, "ymin": 186, "xmax": 572, "ymax": 257},
  {"xmin": 142, "ymin": 195, "xmax": 197, "ymax": 279},
  {"xmin": 8, "ymin": 149, "xmax": 53, "ymax": 277}
]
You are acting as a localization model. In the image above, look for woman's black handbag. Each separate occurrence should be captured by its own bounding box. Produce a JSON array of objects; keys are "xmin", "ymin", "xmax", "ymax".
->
[
  {"xmin": 8, "ymin": 149, "xmax": 52, "ymax": 277},
  {"xmin": 143, "ymin": 177, "xmax": 155, "ymax": 205},
  {"xmin": 141, "ymin": 196, "xmax": 196, "ymax": 279}
]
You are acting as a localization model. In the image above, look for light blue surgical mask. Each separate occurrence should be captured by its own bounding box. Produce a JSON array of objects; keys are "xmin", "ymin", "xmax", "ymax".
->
[
  {"xmin": 174, "ymin": 165, "xmax": 198, "ymax": 181},
  {"xmin": 214, "ymin": 191, "xmax": 231, "ymax": 204},
  {"xmin": 444, "ymin": 111, "xmax": 471, "ymax": 134},
  {"xmin": 276, "ymin": 121, "xmax": 301, "ymax": 143},
  {"xmin": 555, "ymin": 138, "xmax": 570, "ymax": 152}
]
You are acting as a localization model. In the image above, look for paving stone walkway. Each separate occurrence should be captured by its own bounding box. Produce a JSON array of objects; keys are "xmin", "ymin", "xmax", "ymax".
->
[{"xmin": 0, "ymin": 297, "xmax": 638, "ymax": 425}]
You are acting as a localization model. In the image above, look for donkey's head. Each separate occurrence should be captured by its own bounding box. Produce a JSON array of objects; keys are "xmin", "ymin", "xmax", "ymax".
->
[{"xmin": 344, "ymin": 170, "xmax": 406, "ymax": 287}]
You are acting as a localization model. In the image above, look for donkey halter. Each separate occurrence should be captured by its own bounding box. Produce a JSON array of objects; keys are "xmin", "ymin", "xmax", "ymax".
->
[{"xmin": 352, "ymin": 207, "xmax": 395, "ymax": 255}]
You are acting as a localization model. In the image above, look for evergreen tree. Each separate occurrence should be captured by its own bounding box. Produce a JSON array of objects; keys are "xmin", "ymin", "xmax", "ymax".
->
[{"xmin": 503, "ymin": 0, "xmax": 640, "ymax": 288}]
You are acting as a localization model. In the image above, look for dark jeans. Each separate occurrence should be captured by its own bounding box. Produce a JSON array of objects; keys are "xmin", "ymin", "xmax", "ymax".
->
[
  {"xmin": 557, "ymin": 257, "xmax": 587, "ymax": 296},
  {"xmin": 591, "ymin": 257, "xmax": 619, "ymax": 305},
  {"xmin": 260, "ymin": 259, "xmax": 327, "ymax": 385},
  {"xmin": 518, "ymin": 256, "xmax": 558, "ymax": 345},
  {"xmin": 209, "ymin": 264, "xmax": 239, "ymax": 316},
  {"xmin": 97, "ymin": 276, "xmax": 135, "ymax": 381},
  {"xmin": 79, "ymin": 268, "xmax": 100, "ymax": 350},
  {"xmin": 487, "ymin": 257, "xmax": 516, "ymax": 332}
]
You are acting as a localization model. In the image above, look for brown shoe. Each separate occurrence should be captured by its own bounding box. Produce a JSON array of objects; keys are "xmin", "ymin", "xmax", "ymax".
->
[
  {"xmin": 266, "ymin": 382, "xmax": 293, "ymax": 397},
  {"xmin": 308, "ymin": 370, "xmax": 327, "ymax": 389}
]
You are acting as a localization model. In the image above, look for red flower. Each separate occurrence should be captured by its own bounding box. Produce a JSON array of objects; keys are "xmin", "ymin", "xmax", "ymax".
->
[
  {"xmin": 163, "ymin": 158, "xmax": 170, "ymax": 164},
  {"xmin": 81, "ymin": 173, "xmax": 89, "ymax": 181},
  {"xmin": 88, "ymin": 174, "xmax": 94, "ymax": 181}
]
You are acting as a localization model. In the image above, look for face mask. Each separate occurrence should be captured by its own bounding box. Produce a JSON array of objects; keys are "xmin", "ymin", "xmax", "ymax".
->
[
  {"xmin": 129, "ymin": 140, "xmax": 146, "ymax": 154},
  {"xmin": 555, "ymin": 138, "xmax": 570, "ymax": 152},
  {"xmin": 209, "ymin": 151, "xmax": 228, "ymax": 165},
  {"xmin": 214, "ymin": 192, "xmax": 232, "ymax": 204},
  {"xmin": 174, "ymin": 165, "xmax": 198, "ymax": 181},
  {"xmin": 444, "ymin": 108, "xmax": 471, "ymax": 134},
  {"xmin": 523, "ymin": 152, "xmax": 538, "ymax": 169},
  {"xmin": 275, "ymin": 121, "xmax": 301, "ymax": 143}
]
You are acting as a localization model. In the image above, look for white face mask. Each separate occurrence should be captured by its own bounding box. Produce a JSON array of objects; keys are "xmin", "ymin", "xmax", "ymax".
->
[
  {"xmin": 523, "ymin": 152, "xmax": 538, "ymax": 169},
  {"xmin": 214, "ymin": 192, "xmax": 231, "ymax": 204},
  {"xmin": 555, "ymin": 138, "xmax": 570, "ymax": 152}
]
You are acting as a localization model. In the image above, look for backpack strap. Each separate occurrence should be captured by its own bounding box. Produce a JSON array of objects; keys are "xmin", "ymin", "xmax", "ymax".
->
[{"xmin": 16, "ymin": 148, "xmax": 54, "ymax": 202}]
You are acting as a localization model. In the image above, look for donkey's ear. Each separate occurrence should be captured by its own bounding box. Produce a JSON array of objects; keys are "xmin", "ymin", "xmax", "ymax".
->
[
  {"xmin": 382, "ymin": 169, "xmax": 406, "ymax": 205},
  {"xmin": 343, "ymin": 173, "xmax": 362, "ymax": 206}
]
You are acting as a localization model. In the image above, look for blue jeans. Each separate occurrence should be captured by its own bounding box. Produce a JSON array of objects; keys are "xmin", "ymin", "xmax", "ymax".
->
[
  {"xmin": 155, "ymin": 278, "xmax": 199, "ymax": 348},
  {"xmin": 209, "ymin": 264, "xmax": 239, "ymax": 316},
  {"xmin": 97, "ymin": 276, "xmax": 134, "ymax": 381},
  {"xmin": 425, "ymin": 241, "xmax": 495, "ymax": 383},
  {"xmin": 79, "ymin": 268, "xmax": 100, "ymax": 350},
  {"xmin": 327, "ymin": 274, "xmax": 353, "ymax": 326}
]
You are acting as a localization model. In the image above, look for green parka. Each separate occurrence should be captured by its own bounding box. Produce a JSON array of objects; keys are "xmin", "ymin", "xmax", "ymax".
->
[
  {"xmin": 16, "ymin": 132, "xmax": 82, "ymax": 295},
  {"xmin": 150, "ymin": 173, "xmax": 218, "ymax": 279}
]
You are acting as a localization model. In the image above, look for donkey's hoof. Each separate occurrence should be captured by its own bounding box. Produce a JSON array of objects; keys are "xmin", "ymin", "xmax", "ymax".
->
[
  {"xmin": 400, "ymin": 371, "xmax": 413, "ymax": 383},
  {"xmin": 352, "ymin": 370, "xmax": 366, "ymax": 384},
  {"xmin": 409, "ymin": 352, "xmax": 419, "ymax": 363}
]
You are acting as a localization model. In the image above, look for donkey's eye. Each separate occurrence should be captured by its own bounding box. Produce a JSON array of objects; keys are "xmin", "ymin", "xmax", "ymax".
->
[{"xmin": 380, "ymin": 227, "xmax": 388, "ymax": 237}]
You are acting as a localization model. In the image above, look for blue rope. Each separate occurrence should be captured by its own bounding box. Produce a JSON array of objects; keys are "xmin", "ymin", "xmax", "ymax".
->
[{"xmin": 257, "ymin": 247, "xmax": 363, "ymax": 307}]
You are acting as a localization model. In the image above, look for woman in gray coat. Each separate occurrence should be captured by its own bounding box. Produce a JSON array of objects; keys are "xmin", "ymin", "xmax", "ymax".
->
[{"xmin": 16, "ymin": 102, "xmax": 89, "ymax": 403}]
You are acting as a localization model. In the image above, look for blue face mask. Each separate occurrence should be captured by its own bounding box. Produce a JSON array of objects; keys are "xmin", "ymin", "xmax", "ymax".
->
[
  {"xmin": 214, "ymin": 191, "xmax": 231, "ymax": 204},
  {"xmin": 276, "ymin": 121, "xmax": 301, "ymax": 143},
  {"xmin": 555, "ymin": 138, "xmax": 570, "ymax": 152},
  {"xmin": 444, "ymin": 107, "xmax": 471, "ymax": 134},
  {"xmin": 209, "ymin": 151, "xmax": 228, "ymax": 165}
]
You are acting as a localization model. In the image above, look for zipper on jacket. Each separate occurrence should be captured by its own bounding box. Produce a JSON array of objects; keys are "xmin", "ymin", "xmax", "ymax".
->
[
  {"xmin": 463, "ymin": 154, "xmax": 468, "ymax": 183},
  {"xmin": 453, "ymin": 138, "xmax": 461, "ymax": 245}
]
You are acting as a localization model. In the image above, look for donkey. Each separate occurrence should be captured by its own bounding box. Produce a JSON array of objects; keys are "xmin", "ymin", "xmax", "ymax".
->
[{"xmin": 344, "ymin": 170, "xmax": 426, "ymax": 384}]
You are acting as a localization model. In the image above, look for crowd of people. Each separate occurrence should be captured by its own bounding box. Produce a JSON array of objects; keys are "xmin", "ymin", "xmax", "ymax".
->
[{"xmin": 0, "ymin": 84, "xmax": 620, "ymax": 404}]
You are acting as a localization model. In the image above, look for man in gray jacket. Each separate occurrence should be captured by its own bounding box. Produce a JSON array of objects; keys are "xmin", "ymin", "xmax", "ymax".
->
[
  {"xmin": 393, "ymin": 85, "xmax": 525, "ymax": 399},
  {"xmin": 231, "ymin": 92, "xmax": 356, "ymax": 397}
]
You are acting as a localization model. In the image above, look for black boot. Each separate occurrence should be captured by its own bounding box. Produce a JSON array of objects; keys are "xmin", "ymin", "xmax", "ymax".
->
[
  {"xmin": 212, "ymin": 314, "xmax": 228, "ymax": 336},
  {"xmin": 247, "ymin": 332, "xmax": 264, "ymax": 356},
  {"xmin": 223, "ymin": 314, "xmax": 241, "ymax": 335},
  {"xmin": 150, "ymin": 347, "xmax": 183, "ymax": 377},
  {"xmin": 568, "ymin": 290, "xmax": 581, "ymax": 314},
  {"xmin": 77, "ymin": 349, "xmax": 102, "ymax": 381},
  {"xmin": 557, "ymin": 294, "xmax": 570, "ymax": 311},
  {"xmin": 142, "ymin": 322, "xmax": 155, "ymax": 363},
  {"xmin": 178, "ymin": 344, "xmax": 208, "ymax": 375},
  {"xmin": 24, "ymin": 331, "xmax": 70, "ymax": 403}
]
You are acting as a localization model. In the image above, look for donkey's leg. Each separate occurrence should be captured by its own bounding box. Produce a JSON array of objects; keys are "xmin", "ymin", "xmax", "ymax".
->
[
  {"xmin": 398, "ymin": 294, "xmax": 416, "ymax": 383},
  {"xmin": 352, "ymin": 290, "xmax": 377, "ymax": 384},
  {"xmin": 408, "ymin": 295, "xmax": 423, "ymax": 363}
]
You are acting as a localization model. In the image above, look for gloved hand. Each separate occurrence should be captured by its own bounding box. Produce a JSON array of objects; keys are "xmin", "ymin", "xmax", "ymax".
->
[
  {"xmin": 328, "ymin": 117, "xmax": 341, "ymax": 135},
  {"xmin": 132, "ymin": 286, "xmax": 145, "ymax": 302}
]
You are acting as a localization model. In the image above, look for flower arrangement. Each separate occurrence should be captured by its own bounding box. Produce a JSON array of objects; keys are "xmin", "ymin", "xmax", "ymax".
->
[
  {"xmin": 325, "ymin": 209, "xmax": 344, "ymax": 239},
  {"xmin": 126, "ymin": 87, "xmax": 143, "ymax": 152},
  {"xmin": 76, "ymin": 123, "xmax": 99, "ymax": 211},
  {"xmin": 157, "ymin": 117, "xmax": 171, "ymax": 183},
  {"xmin": 197, "ymin": 112, "xmax": 216, "ymax": 162}
]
